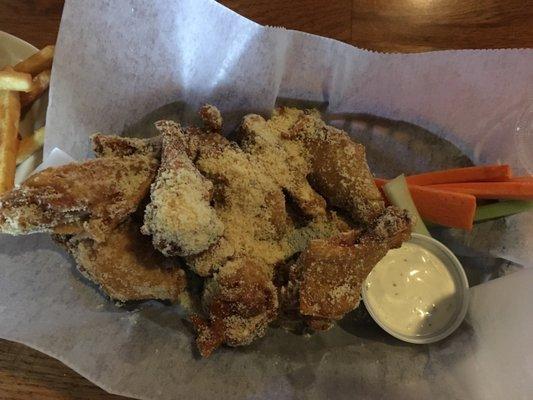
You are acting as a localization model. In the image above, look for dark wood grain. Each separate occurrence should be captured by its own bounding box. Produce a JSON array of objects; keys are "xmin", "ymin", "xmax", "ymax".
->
[
  {"xmin": 0, "ymin": 0, "xmax": 63, "ymax": 49},
  {"xmin": 0, "ymin": 340, "xmax": 124, "ymax": 400},
  {"xmin": 350, "ymin": 0, "xmax": 533, "ymax": 52},
  {"xmin": 219, "ymin": 0, "xmax": 353, "ymax": 42},
  {"xmin": 0, "ymin": 0, "xmax": 532, "ymax": 399},
  {"xmin": 1, "ymin": 0, "xmax": 532, "ymax": 51}
]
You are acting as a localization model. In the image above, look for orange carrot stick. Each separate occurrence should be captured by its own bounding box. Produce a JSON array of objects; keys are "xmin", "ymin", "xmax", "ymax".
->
[
  {"xmin": 508, "ymin": 175, "xmax": 533, "ymax": 182},
  {"xmin": 375, "ymin": 178, "xmax": 476, "ymax": 230},
  {"xmin": 411, "ymin": 187, "xmax": 476, "ymax": 230},
  {"xmin": 405, "ymin": 165, "xmax": 511, "ymax": 186},
  {"xmin": 428, "ymin": 182, "xmax": 533, "ymax": 200}
]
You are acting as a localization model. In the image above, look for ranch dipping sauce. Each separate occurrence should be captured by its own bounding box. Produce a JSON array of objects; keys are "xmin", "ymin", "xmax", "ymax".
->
[{"xmin": 364, "ymin": 241, "xmax": 458, "ymax": 337}]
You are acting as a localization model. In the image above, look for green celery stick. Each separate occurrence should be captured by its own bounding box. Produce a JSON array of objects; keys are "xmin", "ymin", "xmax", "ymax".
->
[
  {"xmin": 474, "ymin": 200, "xmax": 533, "ymax": 222},
  {"xmin": 383, "ymin": 174, "xmax": 431, "ymax": 236}
]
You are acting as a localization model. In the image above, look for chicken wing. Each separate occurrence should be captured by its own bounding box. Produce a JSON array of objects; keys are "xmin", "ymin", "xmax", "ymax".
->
[
  {"xmin": 239, "ymin": 111, "xmax": 326, "ymax": 218},
  {"xmin": 59, "ymin": 218, "xmax": 186, "ymax": 302},
  {"xmin": 310, "ymin": 134, "xmax": 383, "ymax": 223},
  {"xmin": 191, "ymin": 257, "xmax": 278, "ymax": 357},
  {"xmin": 141, "ymin": 120, "xmax": 224, "ymax": 257},
  {"xmin": 0, "ymin": 155, "xmax": 158, "ymax": 241},
  {"xmin": 282, "ymin": 206, "xmax": 412, "ymax": 330},
  {"xmin": 187, "ymin": 130, "xmax": 289, "ymax": 276},
  {"xmin": 245, "ymin": 107, "xmax": 384, "ymax": 224}
]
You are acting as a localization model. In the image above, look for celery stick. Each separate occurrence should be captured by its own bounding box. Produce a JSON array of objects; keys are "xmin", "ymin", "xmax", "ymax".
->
[
  {"xmin": 474, "ymin": 200, "xmax": 533, "ymax": 222},
  {"xmin": 383, "ymin": 174, "xmax": 431, "ymax": 236}
]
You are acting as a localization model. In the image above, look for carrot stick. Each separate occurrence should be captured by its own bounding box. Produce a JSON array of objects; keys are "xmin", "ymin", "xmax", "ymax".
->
[
  {"xmin": 508, "ymin": 175, "xmax": 533, "ymax": 182},
  {"xmin": 428, "ymin": 182, "xmax": 533, "ymax": 200},
  {"xmin": 375, "ymin": 178, "xmax": 476, "ymax": 230},
  {"xmin": 411, "ymin": 187, "xmax": 476, "ymax": 230},
  {"xmin": 405, "ymin": 165, "xmax": 511, "ymax": 186}
]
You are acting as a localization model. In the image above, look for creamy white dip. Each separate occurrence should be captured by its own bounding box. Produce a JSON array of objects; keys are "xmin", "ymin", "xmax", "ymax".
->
[{"xmin": 365, "ymin": 242, "xmax": 458, "ymax": 337}]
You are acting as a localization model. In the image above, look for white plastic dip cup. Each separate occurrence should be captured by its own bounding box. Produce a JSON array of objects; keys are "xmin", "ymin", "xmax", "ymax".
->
[{"xmin": 362, "ymin": 233, "xmax": 469, "ymax": 344}]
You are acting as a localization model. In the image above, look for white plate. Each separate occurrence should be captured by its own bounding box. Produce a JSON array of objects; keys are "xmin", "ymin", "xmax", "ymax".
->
[{"xmin": 0, "ymin": 31, "xmax": 47, "ymax": 183}]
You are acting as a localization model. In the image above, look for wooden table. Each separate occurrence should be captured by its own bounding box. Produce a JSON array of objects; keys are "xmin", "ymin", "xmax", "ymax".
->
[{"xmin": 0, "ymin": 0, "xmax": 532, "ymax": 399}]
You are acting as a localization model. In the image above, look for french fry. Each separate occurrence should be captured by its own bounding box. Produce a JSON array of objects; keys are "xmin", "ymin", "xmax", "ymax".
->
[
  {"xmin": 0, "ymin": 90, "xmax": 21, "ymax": 193},
  {"xmin": 17, "ymin": 126, "xmax": 45, "ymax": 165},
  {"xmin": 0, "ymin": 67, "xmax": 32, "ymax": 92},
  {"xmin": 20, "ymin": 69, "xmax": 51, "ymax": 110},
  {"xmin": 14, "ymin": 45, "xmax": 55, "ymax": 76}
]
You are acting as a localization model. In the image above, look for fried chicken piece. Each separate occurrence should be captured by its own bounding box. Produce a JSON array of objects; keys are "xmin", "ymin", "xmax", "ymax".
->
[
  {"xmin": 245, "ymin": 107, "xmax": 384, "ymax": 224},
  {"xmin": 191, "ymin": 257, "xmax": 278, "ymax": 357},
  {"xmin": 0, "ymin": 156, "xmax": 158, "ymax": 241},
  {"xmin": 60, "ymin": 218, "xmax": 186, "ymax": 302},
  {"xmin": 308, "ymin": 135, "xmax": 384, "ymax": 223},
  {"xmin": 142, "ymin": 120, "xmax": 224, "ymax": 257},
  {"xmin": 286, "ymin": 109, "xmax": 385, "ymax": 224},
  {"xmin": 282, "ymin": 206, "xmax": 412, "ymax": 330},
  {"xmin": 238, "ymin": 112, "xmax": 326, "ymax": 218},
  {"xmin": 187, "ymin": 132, "xmax": 289, "ymax": 276},
  {"xmin": 91, "ymin": 133, "xmax": 162, "ymax": 158}
]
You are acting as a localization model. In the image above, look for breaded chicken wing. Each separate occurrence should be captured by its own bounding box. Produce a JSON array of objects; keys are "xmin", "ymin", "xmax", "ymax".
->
[
  {"xmin": 58, "ymin": 218, "xmax": 186, "ymax": 302},
  {"xmin": 282, "ymin": 206, "xmax": 412, "ymax": 330},
  {"xmin": 239, "ymin": 112, "xmax": 326, "ymax": 218},
  {"xmin": 291, "ymin": 113, "xmax": 385, "ymax": 224},
  {"xmin": 0, "ymin": 155, "xmax": 158, "ymax": 241},
  {"xmin": 191, "ymin": 257, "xmax": 278, "ymax": 357},
  {"xmin": 142, "ymin": 120, "xmax": 224, "ymax": 257},
  {"xmin": 187, "ymin": 131, "xmax": 289, "ymax": 276},
  {"xmin": 246, "ymin": 107, "xmax": 385, "ymax": 224}
]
